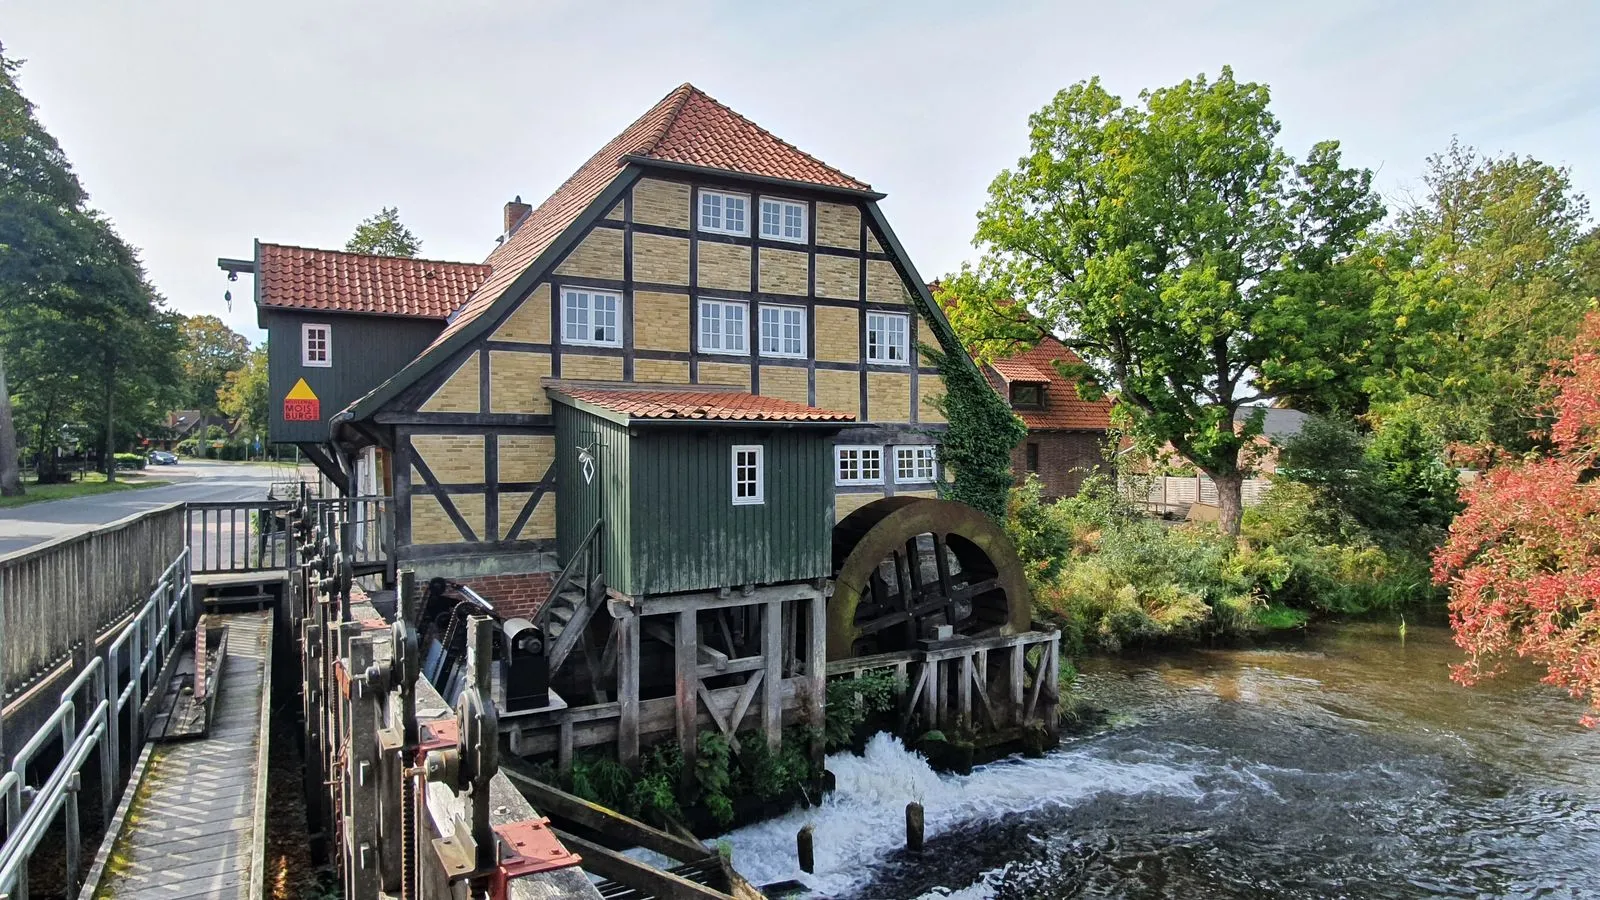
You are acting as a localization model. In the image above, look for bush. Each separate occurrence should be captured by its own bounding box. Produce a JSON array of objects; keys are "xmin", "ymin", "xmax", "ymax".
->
[
  {"xmin": 1019, "ymin": 473, "xmax": 1439, "ymax": 652},
  {"xmin": 114, "ymin": 452, "xmax": 147, "ymax": 470}
]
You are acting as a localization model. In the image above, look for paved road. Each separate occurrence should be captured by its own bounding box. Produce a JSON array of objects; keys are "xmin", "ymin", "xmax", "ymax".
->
[{"xmin": 0, "ymin": 461, "xmax": 309, "ymax": 555}]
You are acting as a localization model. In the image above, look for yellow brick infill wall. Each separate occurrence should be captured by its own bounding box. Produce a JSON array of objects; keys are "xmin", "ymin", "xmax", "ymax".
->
[
  {"xmin": 632, "ymin": 178, "xmax": 691, "ymax": 229},
  {"xmin": 632, "ymin": 233, "xmax": 690, "ymax": 285},
  {"xmin": 489, "ymin": 351, "xmax": 551, "ymax": 414},
  {"xmin": 814, "ymin": 306, "xmax": 860, "ymax": 363},
  {"xmin": 555, "ymin": 227, "xmax": 624, "ymax": 280},
  {"xmin": 491, "ymin": 284, "xmax": 550, "ymax": 344},
  {"xmin": 759, "ymin": 366, "xmax": 808, "ymax": 405},
  {"xmin": 411, "ymin": 434, "xmax": 485, "ymax": 484},
  {"xmin": 498, "ymin": 434, "xmax": 555, "ymax": 484},
  {"xmin": 420, "ymin": 352, "xmax": 481, "ymax": 414},
  {"xmin": 697, "ymin": 242, "xmax": 751, "ymax": 293},
  {"xmin": 634, "ymin": 291, "xmax": 691, "ymax": 352}
]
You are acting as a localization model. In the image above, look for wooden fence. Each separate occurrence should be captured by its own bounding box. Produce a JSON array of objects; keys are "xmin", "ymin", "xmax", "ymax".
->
[
  {"xmin": 1122, "ymin": 474, "xmax": 1272, "ymax": 516},
  {"xmin": 0, "ymin": 503, "xmax": 185, "ymax": 698}
]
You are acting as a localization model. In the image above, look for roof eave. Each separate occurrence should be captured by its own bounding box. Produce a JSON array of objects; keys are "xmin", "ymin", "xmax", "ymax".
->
[
  {"xmin": 257, "ymin": 304, "xmax": 453, "ymax": 324},
  {"xmin": 622, "ymin": 155, "xmax": 885, "ymax": 201}
]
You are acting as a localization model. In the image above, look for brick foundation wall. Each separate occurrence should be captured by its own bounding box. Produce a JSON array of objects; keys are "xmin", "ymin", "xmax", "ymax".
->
[
  {"xmin": 457, "ymin": 572, "xmax": 556, "ymax": 621},
  {"xmin": 1014, "ymin": 431, "xmax": 1109, "ymax": 500}
]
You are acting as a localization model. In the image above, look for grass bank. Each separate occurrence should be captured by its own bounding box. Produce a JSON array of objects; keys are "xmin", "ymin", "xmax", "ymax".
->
[{"xmin": 0, "ymin": 472, "xmax": 168, "ymax": 509}]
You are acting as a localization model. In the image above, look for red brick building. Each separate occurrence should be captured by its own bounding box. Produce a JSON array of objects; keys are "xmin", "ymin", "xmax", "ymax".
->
[{"xmin": 982, "ymin": 337, "xmax": 1113, "ymax": 499}]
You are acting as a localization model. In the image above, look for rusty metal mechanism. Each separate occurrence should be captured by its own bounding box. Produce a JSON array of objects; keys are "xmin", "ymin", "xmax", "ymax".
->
[
  {"xmin": 422, "ymin": 615, "xmax": 502, "ymax": 885},
  {"xmin": 828, "ymin": 497, "xmax": 1032, "ymax": 660}
]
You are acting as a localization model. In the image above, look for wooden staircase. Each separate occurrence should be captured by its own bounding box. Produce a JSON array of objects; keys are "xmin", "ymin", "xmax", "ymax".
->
[{"xmin": 539, "ymin": 518, "xmax": 608, "ymax": 674}]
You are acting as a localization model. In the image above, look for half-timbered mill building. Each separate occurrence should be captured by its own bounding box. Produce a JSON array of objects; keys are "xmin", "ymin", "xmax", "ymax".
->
[{"xmin": 228, "ymin": 84, "xmax": 1060, "ymax": 771}]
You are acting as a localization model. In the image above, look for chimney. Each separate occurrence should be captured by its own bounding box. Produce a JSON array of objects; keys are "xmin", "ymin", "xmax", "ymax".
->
[{"xmin": 504, "ymin": 195, "xmax": 532, "ymax": 237}]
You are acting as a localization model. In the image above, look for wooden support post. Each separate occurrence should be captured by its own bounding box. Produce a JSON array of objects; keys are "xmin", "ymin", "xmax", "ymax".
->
[
  {"xmin": 958, "ymin": 652, "xmax": 973, "ymax": 732},
  {"xmin": 675, "ymin": 609, "xmax": 698, "ymax": 783},
  {"xmin": 923, "ymin": 659, "xmax": 941, "ymax": 730},
  {"xmin": 806, "ymin": 592, "xmax": 826, "ymax": 763},
  {"xmin": 1010, "ymin": 643, "xmax": 1026, "ymax": 728},
  {"xmin": 617, "ymin": 608, "xmax": 640, "ymax": 768},
  {"xmin": 906, "ymin": 802, "xmax": 925, "ymax": 855},
  {"xmin": 798, "ymin": 824, "xmax": 815, "ymax": 874},
  {"xmin": 763, "ymin": 599, "xmax": 783, "ymax": 750}
]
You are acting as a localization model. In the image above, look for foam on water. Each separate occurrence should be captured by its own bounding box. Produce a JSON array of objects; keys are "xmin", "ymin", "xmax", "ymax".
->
[{"xmin": 714, "ymin": 733, "xmax": 1207, "ymax": 897}]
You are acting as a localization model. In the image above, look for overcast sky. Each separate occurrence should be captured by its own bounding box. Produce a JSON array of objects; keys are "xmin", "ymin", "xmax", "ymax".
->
[{"xmin": 5, "ymin": 1, "xmax": 1597, "ymax": 343}]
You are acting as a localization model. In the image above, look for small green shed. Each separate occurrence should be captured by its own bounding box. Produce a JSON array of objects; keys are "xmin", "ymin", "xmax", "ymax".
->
[{"xmin": 549, "ymin": 385, "xmax": 852, "ymax": 597}]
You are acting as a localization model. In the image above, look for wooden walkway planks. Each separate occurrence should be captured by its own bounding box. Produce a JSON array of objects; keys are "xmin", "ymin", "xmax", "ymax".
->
[{"xmin": 90, "ymin": 611, "xmax": 273, "ymax": 900}]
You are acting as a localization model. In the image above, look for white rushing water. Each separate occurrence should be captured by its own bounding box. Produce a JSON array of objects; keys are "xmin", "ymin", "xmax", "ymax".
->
[{"xmin": 712, "ymin": 733, "xmax": 1209, "ymax": 898}]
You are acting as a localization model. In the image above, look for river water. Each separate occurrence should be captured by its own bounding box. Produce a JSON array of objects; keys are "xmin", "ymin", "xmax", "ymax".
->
[{"xmin": 716, "ymin": 623, "xmax": 1600, "ymax": 899}]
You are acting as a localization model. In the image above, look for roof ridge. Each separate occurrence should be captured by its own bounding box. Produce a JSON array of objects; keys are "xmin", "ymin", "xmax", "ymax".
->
[
  {"xmin": 259, "ymin": 242, "xmax": 490, "ymax": 270},
  {"xmin": 650, "ymin": 84, "xmax": 868, "ymax": 190},
  {"xmin": 635, "ymin": 83, "xmax": 698, "ymax": 157}
]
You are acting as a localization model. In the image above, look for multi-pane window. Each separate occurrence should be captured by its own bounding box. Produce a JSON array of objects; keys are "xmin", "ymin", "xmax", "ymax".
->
[
  {"xmin": 835, "ymin": 446, "xmax": 883, "ymax": 485},
  {"xmin": 760, "ymin": 198, "xmax": 807, "ymax": 242},
  {"xmin": 732, "ymin": 445, "xmax": 764, "ymax": 505},
  {"xmin": 562, "ymin": 288, "xmax": 621, "ymax": 346},
  {"xmin": 759, "ymin": 305, "xmax": 805, "ymax": 357},
  {"xmin": 302, "ymin": 324, "xmax": 331, "ymax": 367},
  {"xmin": 1011, "ymin": 383, "xmax": 1044, "ymax": 408},
  {"xmin": 699, "ymin": 299, "xmax": 747, "ymax": 354},
  {"xmin": 895, "ymin": 446, "xmax": 936, "ymax": 483},
  {"xmin": 866, "ymin": 312, "xmax": 909, "ymax": 364},
  {"xmin": 699, "ymin": 190, "xmax": 748, "ymax": 236}
]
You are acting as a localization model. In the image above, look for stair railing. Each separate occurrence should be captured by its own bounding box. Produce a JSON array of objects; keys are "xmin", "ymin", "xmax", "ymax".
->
[{"xmin": 535, "ymin": 519, "xmax": 603, "ymax": 666}]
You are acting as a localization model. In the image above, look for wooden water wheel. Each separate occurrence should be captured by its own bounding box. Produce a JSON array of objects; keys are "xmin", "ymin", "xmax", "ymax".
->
[{"xmin": 828, "ymin": 497, "xmax": 1032, "ymax": 660}]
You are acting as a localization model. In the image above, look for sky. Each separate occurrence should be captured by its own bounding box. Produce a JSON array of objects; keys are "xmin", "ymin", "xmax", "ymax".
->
[{"xmin": 5, "ymin": 0, "xmax": 1597, "ymax": 344}]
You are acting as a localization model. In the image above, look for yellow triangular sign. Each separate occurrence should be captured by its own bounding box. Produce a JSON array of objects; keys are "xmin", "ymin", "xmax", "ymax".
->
[{"xmin": 286, "ymin": 378, "xmax": 318, "ymax": 401}]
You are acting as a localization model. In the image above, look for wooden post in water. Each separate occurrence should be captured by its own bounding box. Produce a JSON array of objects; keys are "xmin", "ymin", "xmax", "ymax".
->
[
  {"xmin": 906, "ymin": 802, "xmax": 924, "ymax": 855},
  {"xmin": 797, "ymin": 824, "xmax": 815, "ymax": 874}
]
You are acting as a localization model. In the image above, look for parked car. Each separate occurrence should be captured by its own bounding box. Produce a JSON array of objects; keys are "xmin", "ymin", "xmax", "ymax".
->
[{"xmin": 148, "ymin": 450, "xmax": 179, "ymax": 466}]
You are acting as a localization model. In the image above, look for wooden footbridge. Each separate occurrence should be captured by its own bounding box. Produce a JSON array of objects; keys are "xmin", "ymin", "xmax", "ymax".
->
[{"xmin": 0, "ymin": 491, "xmax": 763, "ymax": 900}]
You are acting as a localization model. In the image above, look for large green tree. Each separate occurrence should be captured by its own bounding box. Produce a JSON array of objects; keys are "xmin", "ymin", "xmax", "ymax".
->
[
  {"xmin": 944, "ymin": 68, "xmax": 1384, "ymax": 534},
  {"xmin": 218, "ymin": 344, "xmax": 268, "ymax": 447},
  {"xmin": 346, "ymin": 206, "xmax": 421, "ymax": 257},
  {"xmin": 178, "ymin": 314, "xmax": 249, "ymax": 414},
  {"xmin": 0, "ymin": 43, "xmax": 180, "ymax": 481},
  {"xmin": 1370, "ymin": 140, "xmax": 1596, "ymax": 454}
]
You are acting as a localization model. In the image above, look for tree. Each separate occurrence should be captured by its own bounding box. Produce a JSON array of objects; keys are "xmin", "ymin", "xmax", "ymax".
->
[
  {"xmin": 346, "ymin": 206, "xmax": 421, "ymax": 257},
  {"xmin": 0, "ymin": 43, "xmax": 181, "ymax": 480},
  {"xmin": 1435, "ymin": 310, "xmax": 1600, "ymax": 725},
  {"xmin": 944, "ymin": 68, "xmax": 1385, "ymax": 534},
  {"xmin": 218, "ymin": 345, "xmax": 268, "ymax": 446},
  {"xmin": 1372, "ymin": 141, "xmax": 1595, "ymax": 454},
  {"xmin": 178, "ymin": 315, "xmax": 249, "ymax": 413},
  {"xmin": 0, "ymin": 349, "xmax": 21, "ymax": 495}
]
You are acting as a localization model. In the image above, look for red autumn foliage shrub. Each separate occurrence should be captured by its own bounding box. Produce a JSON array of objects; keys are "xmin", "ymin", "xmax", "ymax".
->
[{"xmin": 1434, "ymin": 311, "xmax": 1600, "ymax": 724}]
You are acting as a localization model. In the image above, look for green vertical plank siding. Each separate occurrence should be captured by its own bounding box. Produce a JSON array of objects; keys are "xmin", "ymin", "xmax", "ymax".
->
[
  {"xmin": 629, "ymin": 428, "xmax": 832, "ymax": 595},
  {"xmin": 265, "ymin": 310, "xmax": 442, "ymax": 444},
  {"xmin": 554, "ymin": 405, "xmax": 633, "ymax": 592}
]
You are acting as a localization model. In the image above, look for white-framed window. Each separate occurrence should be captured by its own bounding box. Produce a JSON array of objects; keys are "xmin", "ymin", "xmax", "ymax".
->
[
  {"xmin": 760, "ymin": 198, "xmax": 807, "ymax": 243},
  {"xmin": 759, "ymin": 305, "xmax": 805, "ymax": 358},
  {"xmin": 835, "ymin": 445, "xmax": 883, "ymax": 486},
  {"xmin": 866, "ymin": 312, "xmax": 910, "ymax": 365},
  {"xmin": 895, "ymin": 446, "xmax": 937, "ymax": 483},
  {"xmin": 698, "ymin": 190, "xmax": 748, "ymax": 236},
  {"xmin": 561, "ymin": 287, "xmax": 621, "ymax": 347},
  {"xmin": 698, "ymin": 298, "xmax": 748, "ymax": 354},
  {"xmin": 732, "ymin": 445, "xmax": 764, "ymax": 505},
  {"xmin": 302, "ymin": 323, "xmax": 331, "ymax": 367}
]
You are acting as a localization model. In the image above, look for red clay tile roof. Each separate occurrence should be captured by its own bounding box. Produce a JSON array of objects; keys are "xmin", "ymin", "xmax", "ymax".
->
[
  {"xmin": 258, "ymin": 244, "xmax": 489, "ymax": 319},
  {"xmin": 558, "ymin": 388, "xmax": 855, "ymax": 423},
  {"xmin": 638, "ymin": 88, "xmax": 869, "ymax": 192},
  {"xmin": 989, "ymin": 358, "xmax": 1053, "ymax": 384},
  {"xmin": 430, "ymin": 83, "xmax": 867, "ymax": 350},
  {"xmin": 989, "ymin": 337, "xmax": 1113, "ymax": 431}
]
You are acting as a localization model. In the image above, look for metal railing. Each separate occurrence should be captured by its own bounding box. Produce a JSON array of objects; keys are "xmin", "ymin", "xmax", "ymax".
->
[
  {"xmin": 0, "ymin": 548, "xmax": 191, "ymax": 900},
  {"xmin": 186, "ymin": 499, "xmax": 297, "ymax": 574},
  {"xmin": 309, "ymin": 495, "xmax": 392, "ymax": 573}
]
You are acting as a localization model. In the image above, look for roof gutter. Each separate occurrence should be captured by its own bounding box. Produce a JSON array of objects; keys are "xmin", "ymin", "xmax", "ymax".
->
[{"xmin": 622, "ymin": 156, "xmax": 887, "ymax": 201}]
